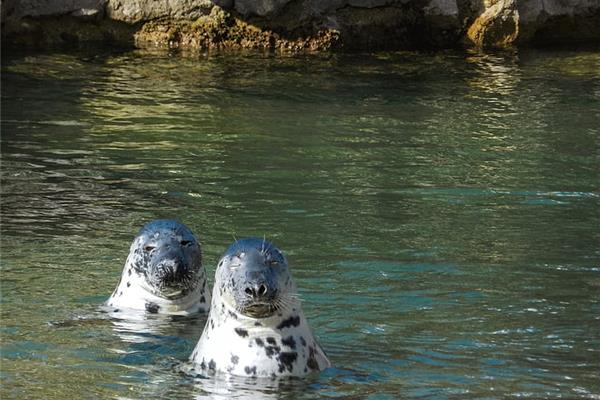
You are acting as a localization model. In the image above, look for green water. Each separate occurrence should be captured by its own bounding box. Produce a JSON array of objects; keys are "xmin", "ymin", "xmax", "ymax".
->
[{"xmin": 1, "ymin": 48, "xmax": 599, "ymax": 399}]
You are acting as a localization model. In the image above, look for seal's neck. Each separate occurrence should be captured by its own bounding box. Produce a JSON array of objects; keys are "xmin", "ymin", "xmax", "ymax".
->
[
  {"xmin": 212, "ymin": 294, "xmax": 303, "ymax": 330},
  {"xmin": 107, "ymin": 261, "xmax": 208, "ymax": 315}
]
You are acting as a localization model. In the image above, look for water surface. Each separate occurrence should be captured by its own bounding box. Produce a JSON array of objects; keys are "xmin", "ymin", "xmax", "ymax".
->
[{"xmin": 1, "ymin": 47, "xmax": 599, "ymax": 399}]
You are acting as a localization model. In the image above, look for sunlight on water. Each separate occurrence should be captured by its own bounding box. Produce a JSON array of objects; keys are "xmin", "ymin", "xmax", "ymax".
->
[{"xmin": 1, "ymin": 47, "xmax": 599, "ymax": 399}]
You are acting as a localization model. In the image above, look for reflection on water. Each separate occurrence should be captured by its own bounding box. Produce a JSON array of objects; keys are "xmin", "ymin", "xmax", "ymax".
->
[{"xmin": 1, "ymin": 47, "xmax": 599, "ymax": 399}]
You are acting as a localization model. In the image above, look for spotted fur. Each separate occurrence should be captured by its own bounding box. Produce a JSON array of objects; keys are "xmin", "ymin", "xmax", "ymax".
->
[
  {"xmin": 106, "ymin": 220, "xmax": 210, "ymax": 315},
  {"xmin": 190, "ymin": 238, "xmax": 330, "ymax": 377}
]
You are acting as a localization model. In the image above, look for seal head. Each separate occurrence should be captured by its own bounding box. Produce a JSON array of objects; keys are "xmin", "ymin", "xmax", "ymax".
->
[
  {"xmin": 106, "ymin": 220, "xmax": 210, "ymax": 315},
  {"xmin": 190, "ymin": 238, "xmax": 330, "ymax": 377},
  {"xmin": 217, "ymin": 238, "xmax": 292, "ymax": 319}
]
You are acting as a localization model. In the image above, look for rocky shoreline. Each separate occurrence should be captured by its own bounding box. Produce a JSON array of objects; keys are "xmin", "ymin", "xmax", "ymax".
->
[{"xmin": 2, "ymin": 0, "xmax": 599, "ymax": 51}]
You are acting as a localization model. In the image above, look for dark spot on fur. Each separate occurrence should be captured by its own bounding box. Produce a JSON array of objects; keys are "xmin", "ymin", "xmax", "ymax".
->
[
  {"xmin": 276, "ymin": 315, "xmax": 300, "ymax": 330},
  {"xmin": 254, "ymin": 321, "xmax": 262, "ymax": 326},
  {"xmin": 200, "ymin": 359, "xmax": 206, "ymax": 369},
  {"xmin": 119, "ymin": 291, "xmax": 123, "ymax": 297},
  {"xmin": 244, "ymin": 366, "xmax": 257, "ymax": 376},
  {"xmin": 145, "ymin": 302, "xmax": 160, "ymax": 313},
  {"xmin": 307, "ymin": 346, "xmax": 319, "ymax": 371},
  {"xmin": 228, "ymin": 310, "xmax": 238, "ymax": 320},
  {"xmin": 282, "ymin": 336, "xmax": 296, "ymax": 349},
  {"xmin": 127, "ymin": 281, "xmax": 131, "ymax": 287},
  {"xmin": 113, "ymin": 309, "xmax": 120, "ymax": 313},
  {"xmin": 235, "ymin": 328, "xmax": 249, "ymax": 337},
  {"xmin": 277, "ymin": 352, "xmax": 298, "ymax": 373},
  {"xmin": 255, "ymin": 338, "xmax": 264, "ymax": 347},
  {"xmin": 266, "ymin": 337, "xmax": 277, "ymax": 345},
  {"xmin": 208, "ymin": 359, "xmax": 216, "ymax": 371},
  {"xmin": 300, "ymin": 337, "xmax": 307, "ymax": 347},
  {"xmin": 200, "ymin": 296, "xmax": 206, "ymax": 303},
  {"xmin": 231, "ymin": 355, "xmax": 239, "ymax": 364},
  {"xmin": 210, "ymin": 319, "xmax": 215, "ymax": 329},
  {"xmin": 265, "ymin": 345, "xmax": 281, "ymax": 358}
]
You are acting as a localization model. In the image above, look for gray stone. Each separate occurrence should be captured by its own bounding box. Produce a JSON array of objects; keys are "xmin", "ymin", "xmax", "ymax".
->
[
  {"xmin": 233, "ymin": 0, "xmax": 291, "ymax": 16},
  {"xmin": 106, "ymin": 0, "xmax": 214, "ymax": 23},
  {"xmin": 424, "ymin": 0, "xmax": 459, "ymax": 16},
  {"xmin": 3, "ymin": 0, "xmax": 106, "ymax": 18},
  {"xmin": 518, "ymin": 0, "xmax": 600, "ymax": 22},
  {"xmin": 346, "ymin": 0, "xmax": 401, "ymax": 7},
  {"xmin": 71, "ymin": 7, "xmax": 103, "ymax": 20}
]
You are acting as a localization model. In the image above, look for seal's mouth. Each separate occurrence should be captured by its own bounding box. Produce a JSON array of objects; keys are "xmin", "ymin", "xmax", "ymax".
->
[
  {"xmin": 147, "ymin": 265, "xmax": 196, "ymax": 299},
  {"xmin": 239, "ymin": 301, "xmax": 278, "ymax": 318},
  {"xmin": 158, "ymin": 286, "xmax": 190, "ymax": 299}
]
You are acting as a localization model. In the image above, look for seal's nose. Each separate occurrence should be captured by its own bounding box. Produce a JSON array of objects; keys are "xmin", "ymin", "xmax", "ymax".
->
[
  {"xmin": 171, "ymin": 258, "xmax": 182, "ymax": 275},
  {"xmin": 157, "ymin": 256, "xmax": 188, "ymax": 281},
  {"xmin": 244, "ymin": 282, "xmax": 269, "ymax": 298}
]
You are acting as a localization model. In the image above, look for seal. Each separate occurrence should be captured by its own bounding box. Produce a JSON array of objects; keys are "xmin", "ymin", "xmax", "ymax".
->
[
  {"xmin": 106, "ymin": 219, "xmax": 210, "ymax": 315},
  {"xmin": 189, "ymin": 238, "xmax": 330, "ymax": 378}
]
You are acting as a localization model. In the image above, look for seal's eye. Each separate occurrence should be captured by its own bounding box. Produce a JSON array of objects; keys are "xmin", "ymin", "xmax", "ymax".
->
[
  {"xmin": 144, "ymin": 245, "xmax": 156, "ymax": 252},
  {"xmin": 268, "ymin": 260, "xmax": 279, "ymax": 267},
  {"xmin": 181, "ymin": 240, "xmax": 192, "ymax": 246}
]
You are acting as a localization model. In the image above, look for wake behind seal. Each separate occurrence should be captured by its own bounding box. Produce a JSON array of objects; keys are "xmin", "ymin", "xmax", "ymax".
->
[
  {"xmin": 189, "ymin": 238, "xmax": 330, "ymax": 377},
  {"xmin": 107, "ymin": 219, "xmax": 211, "ymax": 315}
]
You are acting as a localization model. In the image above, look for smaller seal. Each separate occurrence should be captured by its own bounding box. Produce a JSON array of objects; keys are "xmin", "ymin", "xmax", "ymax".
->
[
  {"xmin": 106, "ymin": 220, "xmax": 210, "ymax": 315},
  {"xmin": 190, "ymin": 238, "xmax": 330, "ymax": 377}
]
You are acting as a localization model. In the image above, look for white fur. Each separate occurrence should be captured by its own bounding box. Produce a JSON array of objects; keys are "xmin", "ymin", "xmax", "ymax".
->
[
  {"xmin": 106, "ymin": 235, "xmax": 210, "ymax": 316},
  {"xmin": 107, "ymin": 267, "xmax": 210, "ymax": 315},
  {"xmin": 190, "ymin": 289, "xmax": 330, "ymax": 377}
]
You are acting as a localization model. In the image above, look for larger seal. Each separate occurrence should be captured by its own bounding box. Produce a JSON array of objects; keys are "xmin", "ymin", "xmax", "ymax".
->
[
  {"xmin": 107, "ymin": 220, "xmax": 210, "ymax": 315},
  {"xmin": 189, "ymin": 238, "xmax": 330, "ymax": 377}
]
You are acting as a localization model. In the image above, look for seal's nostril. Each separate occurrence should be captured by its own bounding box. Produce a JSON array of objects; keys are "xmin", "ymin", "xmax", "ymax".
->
[
  {"xmin": 245, "ymin": 287, "xmax": 253, "ymax": 296},
  {"xmin": 258, "ymin": 284, "xmax": 267, "ymax": 296}
]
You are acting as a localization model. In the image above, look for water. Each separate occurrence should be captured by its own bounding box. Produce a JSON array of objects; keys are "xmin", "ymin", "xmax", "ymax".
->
[{"xmin": 1, "ymin": 47, "xmax": 599, "ymax": 399}]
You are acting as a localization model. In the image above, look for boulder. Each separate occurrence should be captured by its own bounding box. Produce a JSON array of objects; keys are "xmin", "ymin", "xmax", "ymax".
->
[{"xmin": 467, "ymin": 0, "xmax": 519, "ymax": 47}]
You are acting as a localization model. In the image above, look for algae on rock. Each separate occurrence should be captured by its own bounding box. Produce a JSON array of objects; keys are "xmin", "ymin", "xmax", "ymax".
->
[{"xmin": 2, "ymin": 0, "xmax": 599, "ymax": 50}]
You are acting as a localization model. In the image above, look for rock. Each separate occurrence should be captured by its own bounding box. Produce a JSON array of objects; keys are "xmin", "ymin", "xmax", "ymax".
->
[
  {"xmin": 3, "ymin": 0, "xmax": 106, "ymax": 19},
  {"xmin": 423, "ymin": 0, "xmax": 462, "ymax": 47},
  {"xmin": 1, "ymin": 0, "xmax": 599, "ymax": 50},
  {"xmin": 233, "ymin": 0, "xmax": 291, "ymax": 17},
  {"xmin": 71, "ymin": 8, "xmax": 103, "ymax": 21},
  {"xmin": 106, "ymin": 0, "xmax": 214, "ymax": 23},
  {"xmin": 517, "ymin": 0, "xmax": 600, "ymax": 44},
  {"xmin": 425, "ymin": 0, "xmax": 459, "ymax": 17},
  {"xmin": 466, "ymin": 0, "xmax": 519, "ymax": 47}
]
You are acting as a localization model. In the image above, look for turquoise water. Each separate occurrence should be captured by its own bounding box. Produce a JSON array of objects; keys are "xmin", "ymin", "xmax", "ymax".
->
[{"xmin": 1, "ymin": 48, "xmax": 599, "ymax": 399}]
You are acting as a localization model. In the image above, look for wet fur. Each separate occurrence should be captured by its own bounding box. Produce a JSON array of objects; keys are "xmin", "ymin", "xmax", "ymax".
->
[
  {"xmin": 190, "ymin": 238, "xmax": 330, "ymax": 377},
  {"xmin": 107, "ymin": 220, "xmax": 210, "ymax": 315}
]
